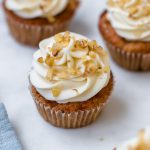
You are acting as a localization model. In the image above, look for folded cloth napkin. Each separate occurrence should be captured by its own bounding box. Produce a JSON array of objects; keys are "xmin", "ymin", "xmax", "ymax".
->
[{"xmin": 0, "ymin": 103, "xmax": 22, "ymax": 150}]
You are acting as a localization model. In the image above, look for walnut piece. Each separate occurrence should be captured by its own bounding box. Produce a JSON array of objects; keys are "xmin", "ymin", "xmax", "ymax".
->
[
  {"xmin": 74, "ymin": 40, "xmax": 88, "ymax": 49},
  {"xmin": 51, "ymin": 88, "xmax": 61, "ymax": 97},
  {"xmin": 45, "ymin": 55, "xmax": 54, "ymax": 66},
  {"xmin": 37, "ymin": 57, "xmax": 44, "ymax": 63}
]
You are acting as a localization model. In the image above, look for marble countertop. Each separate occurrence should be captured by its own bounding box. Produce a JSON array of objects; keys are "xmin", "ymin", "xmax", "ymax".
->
[{"xmin": 0, "ymin": 0, "xmax": 150, "ymax": 150}]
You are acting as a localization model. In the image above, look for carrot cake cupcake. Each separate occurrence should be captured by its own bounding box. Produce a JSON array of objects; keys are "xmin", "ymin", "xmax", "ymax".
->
[
  {"xmin": 115, "ymin": 128, "xmax": 150, "ymax": 150},
  {"xmin": 3, "ymin": 0, "xmax": 79, "ymax": 46},
  {"xmin": 99, "ymin": 0, "xmax": 150, "ymax": 71},
  {"xmin": 29, "ymin": 31, "xmax": 114, "ymax": 128}
]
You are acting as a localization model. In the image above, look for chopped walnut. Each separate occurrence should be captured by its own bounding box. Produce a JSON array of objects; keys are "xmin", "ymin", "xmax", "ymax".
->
[
  {"xmin": 64, "ymin": 31, "xmax": 70, "ymax": 40},
  {"xmin": 97, "ymin": 68, "xmax": 103, "ymax": 74},
  {"xmin": 88, "ymin": 40, "xmax": 105, "ymax": 56},
  {"xmin": 86, "ymin": 61, "xmax": 98, "ymax": 74},
  {"xmin": 37, "ymin": 57, "xmax": 44, "ymax": 63},
  {"xmin": 51, "ymin": 88, "xmax": 61, "ymax": 97},
  {"xmin": 103, "ymin": 66, "xmax": 110, "ymax": 73},
  {"xmin": 68, "ymin": 68, "xmax": 76, "ymax": 75},
  {"xmin": 54, "ymin": 31, "xmax": 70, "ymax": 47},
  {"xmin": 45, "ymin": 55, "xmax": 54, "ymax": 66},
  {"xmin": 74, "ymin": 40, "xmax": 88, "ymax": 49},
  {"xmin": 51, "ymin": 43, "xmax": 63, "ymax": 56},
  {"xmin": 54, "ymin": 33, "xmax": 64, "ymax": 43},
  {"xmin": 88, "ymin": 40, "xmax": 97, "ymax": 51},
  {"xmin": 89, "ymin": 51, "xmax": 96, "ymax": 58}
]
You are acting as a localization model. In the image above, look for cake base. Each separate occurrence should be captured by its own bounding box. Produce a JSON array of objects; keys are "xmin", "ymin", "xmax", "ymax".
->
[{"xmin": 29, "ymin": 73, "xmax": 114, "ymax": 128}]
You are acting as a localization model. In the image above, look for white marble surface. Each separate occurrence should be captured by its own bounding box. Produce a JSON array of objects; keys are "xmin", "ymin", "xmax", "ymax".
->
[{"xmin": 0, "ymin": 0, "xmax": 150, "ymax": 150}]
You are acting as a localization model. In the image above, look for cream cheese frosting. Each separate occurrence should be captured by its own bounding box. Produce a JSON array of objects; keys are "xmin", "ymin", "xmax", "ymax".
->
[
  {"xmin": 107, "ymin": 0, "xmax": 150, "ymax": 41},
  {"xmin": 6, "ymin": 0, "xmax": 69, "ymax": 19},
  {"xmin": 117, "ymin": 128, "xmax": 150, "ymax": 150},
  {"xmin": 29, "ymin": 32, "xmax": 110, "ymax": 103}
]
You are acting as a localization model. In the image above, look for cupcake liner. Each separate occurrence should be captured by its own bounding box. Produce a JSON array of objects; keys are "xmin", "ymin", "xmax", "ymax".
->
[
  {"xmin": 29, "ymin": 84, "xmax": 110, "ymax": 128},
  {"xmin": 35, "ymin": 100, "xmax": 104, "ymax": 128},
  {"xmin": 106, "ymin": 42, "xmax": 150, "ymax": 71},
  {"xmin": 5, "ymin": 13, "xmax": 71, "ymax": 46}
]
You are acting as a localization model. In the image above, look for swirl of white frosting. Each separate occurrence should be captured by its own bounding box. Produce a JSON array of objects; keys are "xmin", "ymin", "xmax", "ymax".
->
[
  {"xmin": 29, "ymin": 32, "xmax": 110, "ymax": 103},
  {"xmin": 107, "ymin": 0, "xmax": 150, "ymax": 41},
  {"xmin": 117, "ymin": 128, "xmax": 150, "ymax": 150},
  {"xmin": 6, "ymin": 0, "xmax": 69, "ymax": 19}
]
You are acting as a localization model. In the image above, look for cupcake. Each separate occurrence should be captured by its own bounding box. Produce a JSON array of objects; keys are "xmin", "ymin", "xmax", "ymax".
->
[
  {"xmin": 99, "ymin": 0, "xmax": 150, "ymax": 71},
  {"xmin": 116, "ymin": 128, "xmax": 150, "ymax": 150},
  {"xmin": 3, "ymin": 0, "xmax": 79, "ymax": 46},
  {"xmin": 29, "ymin": 31, "xmax": 114, "ymax": 128}
]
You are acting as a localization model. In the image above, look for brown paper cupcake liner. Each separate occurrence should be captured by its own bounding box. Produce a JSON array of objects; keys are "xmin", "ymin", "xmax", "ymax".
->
[
  {"xmin": 106, "ymin": 42, "xmax": 150, "ymax": 71},
  {"xmin": 5, "ymin": 14, "xmax": 71, "ymax": 46},
  {"xmin": 29, "ymin": 84, "xmax": 110, "ymax": 128}
]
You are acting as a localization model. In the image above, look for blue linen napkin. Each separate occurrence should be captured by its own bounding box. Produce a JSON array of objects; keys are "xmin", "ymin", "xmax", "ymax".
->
[{"xmin": 0, "ymin": 103, "xmax": 22, "ymax": 150}]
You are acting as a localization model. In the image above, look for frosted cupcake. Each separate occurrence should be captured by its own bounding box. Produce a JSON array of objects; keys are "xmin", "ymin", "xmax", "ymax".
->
[
  {"xmin": 116, "ymin": 128, "xmax": 150, "ymax": 150},
  {"xmin": 29, "ymin": 31, "xmax": 113, "ymax": 128},
  {"xmin": 99, "ymin": 0, "xmax": 150, "ymax": 71},
  {"xmin": 3, "ymin": 0, "xmax": 79, "ymax": 46}
]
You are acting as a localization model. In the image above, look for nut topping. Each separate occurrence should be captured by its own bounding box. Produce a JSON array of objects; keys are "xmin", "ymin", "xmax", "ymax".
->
[
  {"xmin": 45, "ymin": 55, "xmax": 54, "ymax": 66},
  {"xmin": 37, "ymin": 57, "xmax": 44, "ymax": 63},
  {"xmin": 51, "ymin": 88, "xmax": 61, "ymax": 97},
  {"xmin": 37, "ymin": 31, "xmax": 109, "ymax": 81},
  {"xmin": 74, "ymin": 40, "xmax": 88, "ymax": 49}
]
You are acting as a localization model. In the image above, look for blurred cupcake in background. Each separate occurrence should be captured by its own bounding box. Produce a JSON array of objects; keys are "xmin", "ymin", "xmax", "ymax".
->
[
  {"xmin": 99, "ymin": 0, "xmax": 150, "ymax": 71},
  {"xmin": 3, "ymin": 0, "xmax": 79, "ymax": 46},
  {"xmin": 29, "ymin": 31, "xmax": 114, "ymax": 128},
  {"xmin": 116, "ymin": 128, "xmax": 150, "ymax": 150}
]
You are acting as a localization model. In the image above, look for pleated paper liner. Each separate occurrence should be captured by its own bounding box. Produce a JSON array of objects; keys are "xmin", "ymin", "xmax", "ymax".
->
[
  {"xmin": 33, "ymin": 99, "xmax": 104, "ymax": 128},
  {"xmin": 106, "ymin": 42, "xmax": 150, "ymax": 71},
  {"xmin": 3, "ymin": 0, "xmax": 79, "ymax": 46},
  {"xmin": 29, "ymin": 73, "xmax": 113, "ymax": 128}
]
